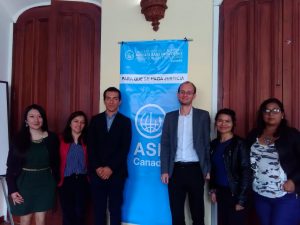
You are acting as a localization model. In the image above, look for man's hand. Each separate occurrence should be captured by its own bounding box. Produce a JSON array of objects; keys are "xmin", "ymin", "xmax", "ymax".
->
[
  {"xmin": 96, "ymin": 167, "xmax": 113, "ymax": 180},
  {"xmin": 205, "ymin": 173, "xmax": 210, "ymax": 180},
  {"xmin": 161, "ymin": 173, "xmax": 169, "ymax": 184},
  {"xmin": 210, "ymin": 192, "xmax": 217, "ymax": 203},
  {"xmin": 235, "ymin": 204, "xmax": 245, "ymax": 211}
]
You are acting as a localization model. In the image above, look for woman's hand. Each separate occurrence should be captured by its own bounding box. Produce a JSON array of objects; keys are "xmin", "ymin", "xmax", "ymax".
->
[
  {"xmin": 11, "ymin": 192, "xmax": 24, "ymax": 205},
  {"xmin": 283, "ymin": 179, "xmax": 295, "ymax": 193}
]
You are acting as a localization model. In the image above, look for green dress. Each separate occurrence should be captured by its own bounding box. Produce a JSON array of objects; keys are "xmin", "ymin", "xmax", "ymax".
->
[{"xmin": 10, "ymin": 138, "xmax": 56, "ymax": 215}]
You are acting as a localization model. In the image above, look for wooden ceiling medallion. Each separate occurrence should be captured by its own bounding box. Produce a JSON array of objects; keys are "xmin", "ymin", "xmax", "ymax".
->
[{"xmin": 140, "ymin": 0, "xmax": 168, "ymax": 31}]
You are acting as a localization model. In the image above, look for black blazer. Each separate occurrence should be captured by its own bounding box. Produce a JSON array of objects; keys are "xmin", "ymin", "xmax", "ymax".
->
[
  {"xmin": 6, "ymin": 131, "xmax": 60, "ymax": 195},
  {"xmin": 87, "ymin": 111, "xmax": 132, "ymax": 179},
  {"xmin": 209, "ymin": 136, "xmax": 252, "ymax": 206},
  {"xmin": 247, "ymin": 127, "xmax": 300, "ymax": 194}
]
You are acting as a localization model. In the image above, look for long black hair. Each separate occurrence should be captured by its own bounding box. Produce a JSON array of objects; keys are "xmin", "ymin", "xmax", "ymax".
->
[
  {"xmin": 14, "ymin": 104, "xmax": 49, "ymax": 153},
  {"xmin": 62, "ymin": 111, "xmax": 88, "ymax": 145},
  {"xmin": 215, "ymin": 108, "xmax": 236, "ymax": 137},
  {"xmin": 256, "ymin": 98, "xmax": 288, "ymax": 137}
]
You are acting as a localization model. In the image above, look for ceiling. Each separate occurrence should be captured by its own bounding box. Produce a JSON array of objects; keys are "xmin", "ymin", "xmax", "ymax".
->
[{"xmin": 0, "ymin": 0, "xmax": 102, "ymax": 22}]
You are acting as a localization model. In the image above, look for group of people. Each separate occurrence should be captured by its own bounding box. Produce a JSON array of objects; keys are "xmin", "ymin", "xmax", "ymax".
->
[
  {"xmin": 160, "ymin": 81, "xmax": 300, "ymax": 225},
  {"xmin": 6, "ymin": 87, "xmax": 131, "ymax": 225},
  {"xmin": 5, "ymin": 81, "xmax": 300, "ymax": 225}
]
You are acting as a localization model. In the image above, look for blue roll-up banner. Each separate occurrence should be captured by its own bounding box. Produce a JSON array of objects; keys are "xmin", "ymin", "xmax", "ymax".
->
[{"xmin": 119, "ymin": 40, "xmax": 189, "ymax": 225}]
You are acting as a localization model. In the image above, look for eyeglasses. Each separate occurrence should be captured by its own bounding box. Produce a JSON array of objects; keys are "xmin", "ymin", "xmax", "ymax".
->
[
  {"xmin": 179, "ymin": 90, "xmax": 194, "ymax": 96},
  {"xmin": 263, "ymin": 108, "xmax": 281, "ymax": 114}
]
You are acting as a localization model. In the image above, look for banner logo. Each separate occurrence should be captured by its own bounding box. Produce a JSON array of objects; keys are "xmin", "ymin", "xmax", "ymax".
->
[
  {"xmin": 125, "ymin": 50, "xmax": 135, "ymax": 60},
  {"xmin": 135, "ymin": 104, "xmax": 165, "ymax": 139}
]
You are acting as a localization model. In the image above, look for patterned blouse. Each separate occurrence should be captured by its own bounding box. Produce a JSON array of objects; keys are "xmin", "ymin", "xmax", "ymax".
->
[{"xmin": 250, "ymin": 139, "xmax": 287, "ymax": 198}]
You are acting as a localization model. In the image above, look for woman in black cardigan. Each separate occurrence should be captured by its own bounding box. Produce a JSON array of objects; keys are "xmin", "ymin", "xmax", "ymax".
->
[
  {"xmin": 209, "ymin": 108, "xmax": 251, "ymax": 225},
  {"xmin": 6, "ymin": 104, "xmax": 59, "ymax": 225},
  {"xmin": 247, "ymin": 98, "xmax": 300, "ymax": 225}
]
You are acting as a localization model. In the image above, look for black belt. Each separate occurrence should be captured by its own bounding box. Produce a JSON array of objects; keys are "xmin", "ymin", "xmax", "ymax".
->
[
  {"xmin": 65, "ymin": 173, "xmax": 87, "ymax": 179},
  {"xmin": 174, "ymin": 161, "xmax": 199, "ymax": 167}
]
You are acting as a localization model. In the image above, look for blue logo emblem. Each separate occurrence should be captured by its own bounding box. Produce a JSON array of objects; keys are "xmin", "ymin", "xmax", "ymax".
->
[
  {"xmin": 125, "ymin": 50, "xmax": 135, "ymax": 60},
  {"xmin": 135, "ymin": 104, "xmax": 165, "ymax": 139}
]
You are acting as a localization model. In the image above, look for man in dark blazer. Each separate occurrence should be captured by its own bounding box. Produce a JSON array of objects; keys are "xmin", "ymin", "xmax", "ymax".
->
[
  {"xmin": 160, "ymin": 81, "xmax": 211, "ymax": 225},
  {"xmin": 87, "ymin": 87, "xmax": 132, "ymax": 225}
]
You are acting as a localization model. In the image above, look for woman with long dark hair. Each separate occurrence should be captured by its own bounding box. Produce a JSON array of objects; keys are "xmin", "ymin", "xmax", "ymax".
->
[
  {"xmin": 247, "ymin": 98, "xmax": 300, "ymax": 225},
  {"xmin": 58, "ymin": 111, "xmax": 89, "ymax": 225},
  {"xmin": 209, "ymin": 108, "xmax": 251, "ymax": 225},
  {"xmin": 6, "ymin": 104, "xmax": 59, "ymax": 225}
]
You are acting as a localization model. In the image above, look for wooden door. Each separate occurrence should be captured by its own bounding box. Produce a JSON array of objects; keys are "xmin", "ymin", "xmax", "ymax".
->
[
  {"xmin": 47, "ymin": 1, "xmax": 101, "ymax": 133},
  {"xmin": 219, "ymin": 0, "xmax": 300, "ymax": 137},
  {"xmin": 11, "ymin": 6, "xmax": 51, "ymax": 134},
  {"xmin": 282, "ymin": 0, "xmax": 300, "ymax": 129},
  {"xmin": 11, "ymin": 1, "xmax": 101, "ymax": 136}
]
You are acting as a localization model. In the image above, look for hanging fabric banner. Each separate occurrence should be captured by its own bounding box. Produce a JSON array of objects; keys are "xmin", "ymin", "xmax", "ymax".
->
[{"xmin": 119, "ymin": 40, "xmax": 188, "ymax": 225}]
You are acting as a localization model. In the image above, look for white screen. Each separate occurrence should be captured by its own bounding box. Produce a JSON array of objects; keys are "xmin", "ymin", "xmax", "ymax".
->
[{"xmin": 0, "ymin": 81, "xmax": 9, "ymax": 175}]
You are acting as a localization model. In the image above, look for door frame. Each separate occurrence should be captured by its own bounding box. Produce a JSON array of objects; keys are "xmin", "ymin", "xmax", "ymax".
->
[{"xmin": 211, "ymin": 1, "xmax": 223, "ymax": 225}]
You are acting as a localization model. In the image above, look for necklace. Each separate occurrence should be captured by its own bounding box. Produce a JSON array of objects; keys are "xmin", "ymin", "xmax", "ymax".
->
[
  {"xmin": 263, "ymin": 136, "xmax": 273, "ymax": 145},
  {"xmin": 32, "ymin": 138, "xmax": 44, "ymax": 143},
  {"xmin": 31, "ymin": 132, "xmax": 44, "ymax": 143}
]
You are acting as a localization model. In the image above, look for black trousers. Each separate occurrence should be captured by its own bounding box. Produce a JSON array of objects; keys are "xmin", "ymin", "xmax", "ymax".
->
[
  {"xmin": 168, "ymin": 162, "xmax": 205, "ymax": 225},
  {"xmin": 216, "ymin": 186, "xmax": 246, "ymax": 225},
  {"xmin": 59, "ymin": 174, "xmax": 90, "ymax": 225},
  {"xmin": 90, "ymin": 174, "xmax": 125, "ymax": 225}
]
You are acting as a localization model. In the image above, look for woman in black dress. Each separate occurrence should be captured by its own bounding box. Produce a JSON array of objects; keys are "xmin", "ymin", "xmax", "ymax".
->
[{"xmin": 6, "ymin": 104, "xmax": 59, "ymax": 225}]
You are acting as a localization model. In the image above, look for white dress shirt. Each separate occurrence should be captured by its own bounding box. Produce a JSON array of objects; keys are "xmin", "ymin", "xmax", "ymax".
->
[{"xmin": 175, "ymin": 109, "xmax": 199, "ymax": 162}]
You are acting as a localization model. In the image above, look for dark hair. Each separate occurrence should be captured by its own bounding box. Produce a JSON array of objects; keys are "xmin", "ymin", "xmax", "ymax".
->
[
  {"xmin": 256, "ymin": 98, "xmax": 288, "ymax": 137},
  {"xmin": 62, "ymin": 111, "xmax": 88, "ymax": 145},
  {"xmin": 14, "ymin": 104, "xmax": 49, "ymax": 153},
  {"xmin": 177, "ymin": 81, "xmax": 197, "ymax": 94},
  {"xmin": 215, "ymin": 108, "xmax": 236, "ymax": 135},
  {"xmin": 103, "ymin": 87, "xmax": 121, "ymax": 101}
]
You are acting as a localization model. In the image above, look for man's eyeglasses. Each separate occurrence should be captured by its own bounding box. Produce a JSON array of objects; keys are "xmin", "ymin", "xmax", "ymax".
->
[
  {"xmin": 179, "ymin": 90, "xmax": 194, "ymax": 96},
  {"xmin": 263, "ymin": 108, "xmax": 281, "ymax": 114}
]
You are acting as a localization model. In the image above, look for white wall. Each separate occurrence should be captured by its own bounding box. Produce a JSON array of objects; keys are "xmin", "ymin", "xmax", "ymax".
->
[
  {"xmin": 100, "ymin": 0, "xmax": 213, "ymax": 111},
  {"xmin": 101, "ymin": 1, "xmax": 213, "ymax": 224}
]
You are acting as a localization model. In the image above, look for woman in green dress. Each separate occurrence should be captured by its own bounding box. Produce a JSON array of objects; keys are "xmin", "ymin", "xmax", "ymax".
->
[{"xmin": 6, "ymin": 104, "xmax": 60, "ymax": 225}]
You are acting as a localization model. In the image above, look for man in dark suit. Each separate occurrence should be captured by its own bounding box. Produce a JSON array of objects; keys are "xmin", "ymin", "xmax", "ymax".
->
[
  {"xmin": 87, "ymin": 87, "xmax": 132, "ymax": 225},
  {"xmin": 160, "ymin": 81, "xmax": 211, "ymax": 225}
]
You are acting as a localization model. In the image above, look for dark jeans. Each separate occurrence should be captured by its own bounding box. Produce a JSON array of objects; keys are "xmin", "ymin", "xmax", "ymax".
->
[
  {"xmin": 168, "ymin": 162, "xmax": 205, "ymax": 225},
  {"xmin": 90, "ymin": 174, "xmax": 125, "ymax": 225},
  {"xmin": 59, "ymin": 174, "xmax": 90, "ymax": 225},
  {"xmin": 216, "ymin": 186, "xmax": 246, "ymax": 225},
  {"xmin": 254, "ymin": 192, "xmax": 300, "ymax": 225}
]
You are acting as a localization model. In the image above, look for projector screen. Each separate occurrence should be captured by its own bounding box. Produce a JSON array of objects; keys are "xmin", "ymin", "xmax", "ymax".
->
[{"xmin": 0, "ymin": 81, "xmax": 9, "ymax": 176}]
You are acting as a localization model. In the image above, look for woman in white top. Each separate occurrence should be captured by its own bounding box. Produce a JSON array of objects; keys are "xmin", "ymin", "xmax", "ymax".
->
[{"xmin": 247, "ymin": 98, "xmax": 300, "ymax": 225}]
